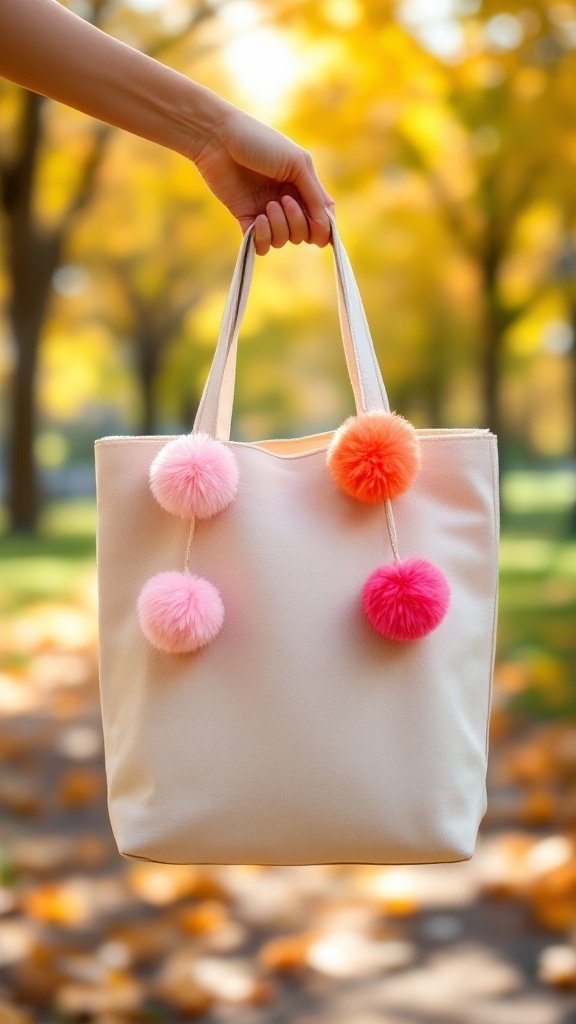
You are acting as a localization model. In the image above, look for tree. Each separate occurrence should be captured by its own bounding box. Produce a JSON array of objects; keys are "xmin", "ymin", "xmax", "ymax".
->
[
  {"xmin": 0, "ymin": 0, "xmax": 216, "ymax": 533},
  {"xmin": 282, "ymin": 0, "xmax": 576, "ymax": 502}
]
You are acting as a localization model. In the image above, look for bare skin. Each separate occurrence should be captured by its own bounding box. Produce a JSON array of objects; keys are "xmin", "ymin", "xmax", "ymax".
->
[
  {"xmin": 193, "ymin": 107, "xmax": 336, "ymax": 254},
  {"xmin": 0, "ymin": 0, "xmax": 335, "ymax": 255}
]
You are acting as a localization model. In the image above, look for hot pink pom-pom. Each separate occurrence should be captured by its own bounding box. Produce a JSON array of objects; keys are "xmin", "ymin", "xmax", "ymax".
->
[
  {"xmin": 137, "ymin": 570, "xmax": 224, "ymax": 653},
  {"xmin": 362, "ymin": 556, "xmax": 450, "ymax": 642},
  {"xmin": 150, "ymin": 432, "xmax": 239, "ymax": 519}
]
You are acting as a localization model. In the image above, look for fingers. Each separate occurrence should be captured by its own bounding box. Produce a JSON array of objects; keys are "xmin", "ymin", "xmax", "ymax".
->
[
  {"xmin": 266, "ymin": 199, "xmax": 290, "ymax": 249},
  {"xmin": 281, "ymin": 195, "xmax": 310, "ymax": 244},
  {"xmin": 293, "ymin": 150, "xmax": 335, "ymax": 248},
  {"xmin": 253, "ymin": 199, "xmax": 302, "ymax": 255},
  {"xmin": 254, "ymin": 213, "xmax": 272, "ymax": 256},
  {"xmin": 254, "ymin": 203, "xmax": 289, "ymax": 256},
  {"xmin": 254, "ymin": 193, "xmax": 331, "ymax": 255}
]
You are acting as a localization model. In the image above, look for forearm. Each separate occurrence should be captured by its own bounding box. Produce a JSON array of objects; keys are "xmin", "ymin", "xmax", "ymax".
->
[{"xmin": 0, "ymin": 0, "xmax": 229, "ymax": 160}]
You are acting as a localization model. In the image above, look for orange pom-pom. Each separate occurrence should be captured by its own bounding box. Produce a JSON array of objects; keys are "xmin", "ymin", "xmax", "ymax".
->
[{"xmin": 326, "ymin": 410, "xmax": 421, "ymax": 503}]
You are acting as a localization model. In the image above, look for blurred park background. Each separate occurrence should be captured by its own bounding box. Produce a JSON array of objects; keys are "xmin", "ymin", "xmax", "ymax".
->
[{"xmin": 1, "ymin": 0, "xmax": 576, "ymax": 1020}]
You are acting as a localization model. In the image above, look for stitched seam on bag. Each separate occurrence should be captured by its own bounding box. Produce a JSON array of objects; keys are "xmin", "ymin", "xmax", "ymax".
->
[
  {"xmin": 94, "ymin": 442, "xmax": 331, "ymax": 460},
  {"xmin": 354, "ymin": 253, "xmax": 390, "ymax": 413},
  {"xmin": 328, "ymin": 211, "xmax": 370, "ymax": 413},
  {"xmin": 194, "ymin": 224, "xmax": 254, "ymax": 438},
  {"xmin": 94, "ymin": 432, "xmax": 496, "ymax": 448},
  {"xmin": 484, "ymin": 436, "xmax": 499, "ymax": 766},
  {"xmin": 120, "ymin": 852, "xmax": 472, "ymax": 866},
  {"xmin": 218, "ymin": 230, "xmax": 254, "ymax": 440},
  {"xmin": 93, "ymin": 436, "xmax": 496, "ymax": 466}
]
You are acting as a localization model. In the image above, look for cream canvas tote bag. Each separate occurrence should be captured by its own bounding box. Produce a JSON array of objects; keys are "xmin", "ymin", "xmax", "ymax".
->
[{"xmin": 94, "ymin": 209, "xmax": 500, "ymax": 866}]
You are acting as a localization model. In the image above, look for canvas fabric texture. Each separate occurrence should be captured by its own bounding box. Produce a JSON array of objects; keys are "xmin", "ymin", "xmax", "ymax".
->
[{"xmin": 94, "ymin": 210, "xmax": 500, "ymax": 865}]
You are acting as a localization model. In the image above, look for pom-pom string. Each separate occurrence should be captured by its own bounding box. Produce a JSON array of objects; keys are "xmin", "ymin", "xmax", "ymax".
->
[
  {"xmin": 384, "ymin": 498, "xmax": 401, "ymax": 563},
  {"xmin": 184, "ymin": 516, "xmax": 197, "ymax": 576}
]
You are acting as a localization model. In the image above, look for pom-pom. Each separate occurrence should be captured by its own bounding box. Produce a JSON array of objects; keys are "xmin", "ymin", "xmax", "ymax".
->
[
  {"xmin": 326, "ymin": 410, "xmax": 421, "ymax": 503},
  {"xmin": 137, "ymin": 570, "xmax": 224, "ymax": 654},
  {"xmin": 150, "ymin": 432, "xmax": 239, "ymax": 519},
  {"xmin": 362, "ymin": 556, "xmax": 450, "ymax": 642}
]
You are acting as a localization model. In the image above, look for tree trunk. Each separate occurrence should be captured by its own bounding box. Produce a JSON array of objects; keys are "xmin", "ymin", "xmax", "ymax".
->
[
  {"xmin": 6, "ymin": 254, "xmax": 61, "ymax": 531},
  {"xmin": 480, "ymin": 255, "xmax": 507, "ymax": 512},
  {"xmin": 1, "ymin": 89, "xmax": 109, "ymax": 533},
  {"xmin": 2, "ymin": 93, "xmax": 45, "ymax": 533},
  {"xmin": 483, "ymin": 303, "xmax": 505, "ymax": 449},
  {"xmin": 181, "ymin": 392, "xmax": 199, "ymax": 433},
  {"xmin": 5, "ymin": 220, "xmax": 61, "ymax": 531},
  {"xmin": 0, "ymin": 3, "xmax": 213, "ymax": 532},
  {"xmin": 140, "ymin": 366, "xmax": 156, "ymax": 436},
  {"xmin": 134, "ymin": 330, "xmax": 159, "ymax": 436},
  {"xmin": 7, "ymin": 313, "xmax": 44, "ymax": 533},
  {"xmin": 568, "ymin": 306, "xmax": 576, "ymax": 535},
  {"xmin": 425, "ymin": 328, "xmax": 448, "ymax": 428}
]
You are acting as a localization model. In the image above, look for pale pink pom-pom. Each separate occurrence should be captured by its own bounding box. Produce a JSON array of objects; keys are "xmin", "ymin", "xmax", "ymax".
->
[
  {"xmin": 150, "ymin": 432, "xmax": 239, "ymax": 519},
  {"xmin": 137, "ymin": 570, "xmax": 224, "ymax": 654},
  {"xmin": 362, "ymin": 556, "xmax": 450, "ymax": 642}
]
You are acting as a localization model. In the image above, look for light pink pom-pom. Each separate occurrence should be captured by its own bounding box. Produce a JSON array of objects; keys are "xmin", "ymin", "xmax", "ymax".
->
[
  {"xmin": 150, "ymin": 432, "xmax": 239, "ymax": 519},
  {"xmin": 362, "ymin": 556, "xmax": 450, "ymax": 642},
  {"xmin": 137, "ymin": 570, "xmax": 224, "ymax": 654}
]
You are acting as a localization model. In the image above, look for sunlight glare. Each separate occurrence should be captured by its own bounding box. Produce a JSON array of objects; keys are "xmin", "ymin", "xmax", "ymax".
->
[
  {"xmin": 220, "ymin": 2, "xmax": 301, "ymax": 117},
  {"xmin": 322, "ymin": 0, "xmax": 363, "ymax": 29}
]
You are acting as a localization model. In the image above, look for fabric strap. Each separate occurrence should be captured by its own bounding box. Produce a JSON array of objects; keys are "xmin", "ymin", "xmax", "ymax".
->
[{"xmin": 193, "ymin": 208, "xmax": 391, "ymax": 442}]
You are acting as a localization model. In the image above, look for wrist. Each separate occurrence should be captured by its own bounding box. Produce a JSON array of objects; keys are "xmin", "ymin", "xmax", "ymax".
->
[{"xmin": 174, "ymin": 80, "xmax": 233, "ymax": 163}]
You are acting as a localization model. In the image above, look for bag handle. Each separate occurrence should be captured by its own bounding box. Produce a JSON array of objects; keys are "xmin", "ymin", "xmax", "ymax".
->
[{"xmin": 193, "ymin": 208, "xmax": 391, "ymax": 442}]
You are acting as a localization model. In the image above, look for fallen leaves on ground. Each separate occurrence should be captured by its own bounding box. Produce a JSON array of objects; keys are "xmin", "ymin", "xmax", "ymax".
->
[{"xmin": 0, "ymin": 584, "xmax": 575, "ymax": 1020}]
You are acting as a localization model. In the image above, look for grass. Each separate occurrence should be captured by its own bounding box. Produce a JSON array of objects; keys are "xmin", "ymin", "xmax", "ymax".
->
[
  {"xmin": 496, "ymin": 471, "xmax": 576, "ymax": 717},
  {"xmin": 0, "ymin": 498, "xmax": 96, "ymax": 613},
  {"xmin": 0, "ymin": 472, "xmax": 575, "ymax": 717}
]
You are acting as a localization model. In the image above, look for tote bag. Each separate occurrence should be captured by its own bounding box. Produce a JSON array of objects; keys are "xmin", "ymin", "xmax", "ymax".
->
[{"xmin": 94, "ymin": 209, "xmax": 500, "ymax": 866}]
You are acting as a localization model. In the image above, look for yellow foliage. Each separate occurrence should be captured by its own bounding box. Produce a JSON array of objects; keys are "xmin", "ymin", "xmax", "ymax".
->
[{"xmin": 39, "ymin": 324, "xmax": 118, "ymax": 419}]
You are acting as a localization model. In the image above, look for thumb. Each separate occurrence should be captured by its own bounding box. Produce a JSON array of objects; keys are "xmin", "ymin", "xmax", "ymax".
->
[{"xmin": 293, "ymin": 153, "xmax": 335, "ymax": 248}]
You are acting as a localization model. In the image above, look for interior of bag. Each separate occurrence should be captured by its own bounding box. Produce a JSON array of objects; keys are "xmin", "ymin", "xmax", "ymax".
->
[
  {"xmin": 246, "ymin": 431, "xmax": 335, "ymax": 455},
  {"xmin": 246, "ymin": 426, "xmax": 489, "ymax": 457}
]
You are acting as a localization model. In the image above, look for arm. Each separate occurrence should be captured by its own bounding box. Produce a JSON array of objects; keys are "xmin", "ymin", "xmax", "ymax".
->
[{"xmin": 0, "ymin": 0, "xmax": 335, "ymax": 254}]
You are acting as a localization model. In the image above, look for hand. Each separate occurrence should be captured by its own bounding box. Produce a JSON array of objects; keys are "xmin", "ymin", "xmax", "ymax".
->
[{"xmin": 191, "ymin": 104, "xmax": 335, "ymax": 256}]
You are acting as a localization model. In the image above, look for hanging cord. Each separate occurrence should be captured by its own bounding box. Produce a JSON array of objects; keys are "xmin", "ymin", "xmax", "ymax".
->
[
  {"xmin": 184, "ymin": 516, "xmax": 197, "ymax": 575},
  {"xmin": 183, "ymin": 485, "xmax": 401, "ymax": 571},
  {"xmin": 384, "ymin": 498, "xmax": 401, "ymax": 562},
  {"xmin": 181, "ymin": 459, "xmax": 401, "ymax": 574}
]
